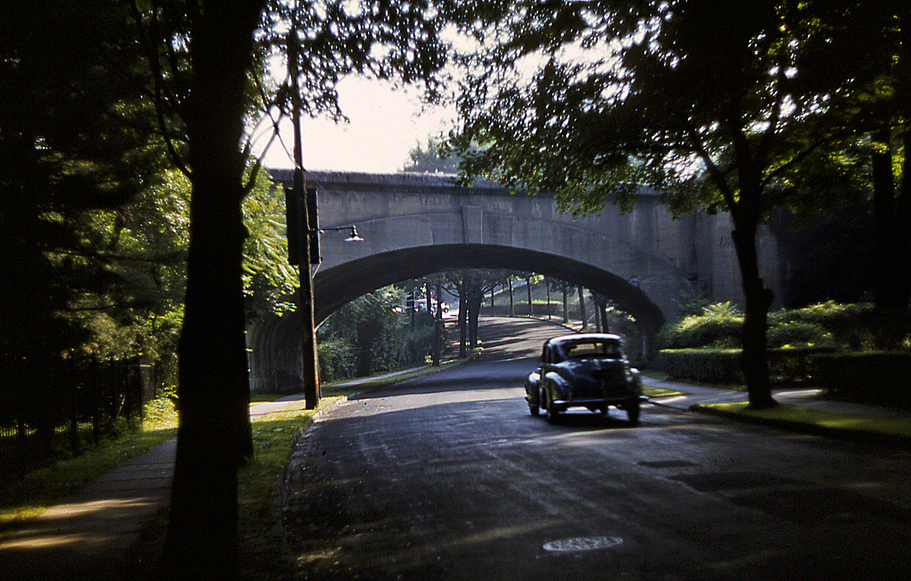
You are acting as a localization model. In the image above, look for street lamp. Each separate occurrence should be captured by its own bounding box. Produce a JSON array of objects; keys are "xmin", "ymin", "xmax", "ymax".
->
[{"xmin": 319, "ymin": 225, "xmax": 364, "ymax": 243}]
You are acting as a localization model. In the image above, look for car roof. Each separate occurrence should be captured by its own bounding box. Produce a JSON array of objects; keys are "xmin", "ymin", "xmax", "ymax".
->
[{"xmin": 546, "ymin": 333, "xmax": 623, "ymax": 345}]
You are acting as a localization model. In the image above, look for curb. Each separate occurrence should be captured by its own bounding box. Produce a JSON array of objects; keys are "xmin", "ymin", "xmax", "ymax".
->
[{"xmin": 688, "ymin": 403, "xmax": 911, "ymax": 449}]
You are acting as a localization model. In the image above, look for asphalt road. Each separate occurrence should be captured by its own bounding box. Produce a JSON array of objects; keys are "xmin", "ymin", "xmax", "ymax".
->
[{"xmin": 282, "ymin": 317, "xmax": 911, "ymax": 581}]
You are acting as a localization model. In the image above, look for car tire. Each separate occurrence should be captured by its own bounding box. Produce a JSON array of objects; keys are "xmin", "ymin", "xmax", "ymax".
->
[
  {"xmin": 626, "ymin": 399, "xmax": 641, "ymax": 425},
  {"xmin": 545, "ymin": 389, "xmax": 561, "ymax": 425},
  {"xmin": 529, "ymin": 400, "xmax": 540, "ymax": 417}
]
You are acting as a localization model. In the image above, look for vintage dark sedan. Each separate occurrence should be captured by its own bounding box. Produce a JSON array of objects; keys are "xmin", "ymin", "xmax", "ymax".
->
[{"xmin": 525, "ymin": 333, "xmax": 643, "ymax": 424}]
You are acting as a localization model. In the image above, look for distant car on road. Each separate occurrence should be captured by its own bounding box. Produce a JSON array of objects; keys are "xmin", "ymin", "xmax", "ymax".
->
[{"xmin": 525, "ymin": 333, "xmax": 643, "ymax": 424}]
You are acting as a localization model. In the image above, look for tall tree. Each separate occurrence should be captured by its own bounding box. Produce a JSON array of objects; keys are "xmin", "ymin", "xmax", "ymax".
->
[
  {"xmin": 157, "ymin": 2, "xmax": 266, "ymax": 578},
  {"xmin": 134, "ymin": 1, "xmax": 452, "ymax": 576},
  {"xmin": 0, "ymin": 0, "xmax": 164, "ymax": 443},
  {"xmin": 449, "ymin": 0, "xmax": 877, "ymax": 408},
  {"xmin": 794, "ymin": 1, "xmax": 911, "ymax": 347}
]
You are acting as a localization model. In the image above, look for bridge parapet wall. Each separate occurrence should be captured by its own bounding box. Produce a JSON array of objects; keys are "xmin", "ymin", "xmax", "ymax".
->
[{"xmin": 272, "ymin": 170, "xmax": 780, "ymax": 320}]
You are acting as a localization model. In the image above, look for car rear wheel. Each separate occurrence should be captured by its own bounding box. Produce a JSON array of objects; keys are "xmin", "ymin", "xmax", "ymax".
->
[
  {"xmin": 626, "ymin": 399, "xmax": 641, "ymax": 425},
  {"xmin": 545, "ymin": 390, "xmax": 561, "ymax": 424}
]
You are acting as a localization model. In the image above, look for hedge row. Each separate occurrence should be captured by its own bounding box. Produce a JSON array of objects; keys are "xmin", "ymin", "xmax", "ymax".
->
[
  {"xmin": 814, "ymin": 352, "xmax": 911, "ymax": 407},
  {"xmin": 658, "ymin": 346, "xmax": 838, "ymax": 385},
  {"xmin": 658, "ymin": 301, "xmax": 875, "ymax": 350},
  {"xmin": 657, "ymin": 349, "xmax": 743, "ymax": 383}
]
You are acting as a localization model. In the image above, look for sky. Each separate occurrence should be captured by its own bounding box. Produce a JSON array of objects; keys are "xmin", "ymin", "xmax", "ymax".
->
[{"xmin": 257, "ymin": 76, "xmax": 457, "ymax": 174}]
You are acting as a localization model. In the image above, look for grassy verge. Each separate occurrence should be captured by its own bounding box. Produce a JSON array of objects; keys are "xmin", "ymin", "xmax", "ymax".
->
[
  {"xmin": 642, "ymin": 384, "xmax": 688, "ymax": 398},
  {"xmin": 237, "ymin": 395, "xmax": 344, "ymax": 580},
  {"xmin": 0, "ymin": 400, "xmax": 178, "ymax": 528},
  {"xmin": 699, "ymin": 402, "xmax": 911, "ymax": 440}
]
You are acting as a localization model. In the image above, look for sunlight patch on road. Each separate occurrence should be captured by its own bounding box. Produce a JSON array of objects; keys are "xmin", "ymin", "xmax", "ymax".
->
[{"xmin": 543, "ymin": 536, "xmax": 623, "ymax": 552}]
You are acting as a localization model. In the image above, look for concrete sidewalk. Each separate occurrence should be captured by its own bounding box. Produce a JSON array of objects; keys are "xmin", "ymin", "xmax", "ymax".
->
[
  {"xmin": 0, "ymin": 397, "xmax": 314, "ymax": 580},
  {"xmin": 2, "ymin": 376, "xmax": 909, "ymax": 579},
  {"xmin": 644, "ymin": 375, "xmax": 911, "ymax": 444}
]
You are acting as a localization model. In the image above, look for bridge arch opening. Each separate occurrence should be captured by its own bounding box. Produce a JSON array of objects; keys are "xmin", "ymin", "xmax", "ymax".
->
[
  {"xmin": 248, "ymin": 243, "xmax": 666, "ymax": 392},
  {"xmin": 314, "ymin": 243, "xmax": 665, "ymax": 339}
]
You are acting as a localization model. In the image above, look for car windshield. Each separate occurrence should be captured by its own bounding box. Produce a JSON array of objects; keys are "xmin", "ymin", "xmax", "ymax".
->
[{"xmin": 557, "ymin": 340, "xmax": 622, "ymax": 360}]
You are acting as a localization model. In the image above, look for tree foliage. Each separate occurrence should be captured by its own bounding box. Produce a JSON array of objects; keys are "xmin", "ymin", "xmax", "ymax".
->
[
  {"xmin": 447, "ymin": 0, "xmax": 909, "ymax": 406},
  {"xmin": 0, "ymin": 0, "xmax": 166, "ymax": 434},
  {"xmin": 133, "ymin": 2, "xmax": 454, "ymax": 577}
]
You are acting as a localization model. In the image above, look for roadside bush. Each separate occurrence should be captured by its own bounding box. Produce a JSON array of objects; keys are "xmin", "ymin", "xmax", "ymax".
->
[
  {"xmin": 769, "ymin": 301, "xmax": 874, "ymax": 349},
  {"xmin": 813, "ymin": 352, "xmax": 911, "ymax": 407},
  {"xmin": 767, "ymin": 321, "xmax": 833, "ymax": 348},
  {"xmin": 658, "ymin": 307, "xmax": 743, "ymax": 349},
  {"xmin": 660, "ymin": 301, "xmax": 874, "ymax": 351},
  {"xmin": 657, "ymin": 349, "xmax": 743, "ymax": 383},
  {"xmin": 318, "ymin": 338, "xmax": 357, "ymax": 382}
]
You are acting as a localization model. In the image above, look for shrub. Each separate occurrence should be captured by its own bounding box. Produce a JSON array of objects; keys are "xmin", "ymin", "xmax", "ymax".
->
[
  {"xmin": 657, "ymin": 349, "xmax": 743, "ymax": 383},
  {"xmin": 813, "ymin": 352, "xmax": 911, "ymax": 407},
  {"xmin": 658, "ymin": 309, "xmax": 743, "ymax": 349},
  {"xmin": 769, "ymin": 301, "xmax": 874, "ymax": 349},
  {"xmin": 318, "ymin": 338, "xmax": 357, "ymax": 382},
  {"xmin": 767, "ymin": 321, "xmax": 833, "ymax": 348}
]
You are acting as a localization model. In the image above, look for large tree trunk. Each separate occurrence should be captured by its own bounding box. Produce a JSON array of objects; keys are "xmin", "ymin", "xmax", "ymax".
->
[
  {"xmin": 578, "ymin": 286, "xmax": 586, "ymax": 329},
  {"xmin": 872, "ymin": 21, "xmax": 911, "ymax": 348},
  {"xmin": 871, "ymin": 128, "xmax": 904, "ymax": 348},
  {"xmin": 458, "ymin": 278, "xmax": 468, "ymax": 358},
  {"xmin": 468, "ymin": 280, "xmax": 483, "ymax": 348},
  {"xmin": 160, "ymin": 2, "xmax": 263, "ymax": 579},
  {"xmin": 731, "ymin": 225, "xmax": 776, "ymax": 409}
]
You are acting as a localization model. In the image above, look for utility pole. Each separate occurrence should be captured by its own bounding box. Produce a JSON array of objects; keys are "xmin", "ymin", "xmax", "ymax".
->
[{"xmin": 288, "ymin": 29, "xmax": 320, "ymax": 409}]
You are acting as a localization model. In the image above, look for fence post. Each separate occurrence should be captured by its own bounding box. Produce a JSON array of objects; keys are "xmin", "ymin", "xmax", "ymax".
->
[
  {"xmin": 69, "ymin": 358, "xmax": 80, "ymax": 454},
  {"xmin": 91, "ymin": 356, "xmax": 101, "ymax": 445}
]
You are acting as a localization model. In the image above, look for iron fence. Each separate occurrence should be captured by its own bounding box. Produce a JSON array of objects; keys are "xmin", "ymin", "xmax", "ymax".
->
[{"xmin": 0, "ymin": 357, "xmax": 154, "ymax": 482}]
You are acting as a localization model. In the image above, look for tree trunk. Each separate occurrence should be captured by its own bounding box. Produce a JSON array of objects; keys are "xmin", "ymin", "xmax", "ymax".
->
[
  {"xmin": 545, "ymin": 279, "xmax": 551, "ymax": 318},
  {"xmin": 562, "ymin": 284, "xmax": 569, "ymax": 323},
  {"xmin": 578, "ymin": 286, "xmax": 586, "ymax": 329},
  {"xmin": 160, "ymin": 2, "xmax": 263, "ymax": 578},
  {"xmin": 458, "ymin": 279, "xmax": 468, "ymax": 358},
  {"xmin": 432, "ymin": 283, "xmax": 442, "ymax": 366},
  {"xmin": 526, "ymin": 276, "xmax": 533, "ymax": 316},
  {"xmin": 731, "ymin": 225, "xmax": 776, "ymax": 409},
  {"xmin": 871, "ymin": 128, "xmax": 903, "ymax": 348},
  {"xmin": 468, "ymin": 280, "xmax": 483, "ymax": 348}
]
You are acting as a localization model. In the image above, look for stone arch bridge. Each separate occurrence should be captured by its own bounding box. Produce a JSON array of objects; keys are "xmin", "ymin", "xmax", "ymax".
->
[{"xmin": 248, "ymin": 170, "xmax": 782, "ymax": 392}]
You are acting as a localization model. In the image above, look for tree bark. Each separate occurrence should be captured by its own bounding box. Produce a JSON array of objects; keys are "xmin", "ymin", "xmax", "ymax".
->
[
  {"xmin": 526, "ymin": 276, "xmax": 533, "ymax": 315},
  {"xmin": 732, "ymin": 224, "xmax": 777, "ymax": 409},
  {"xmin": 871, "ymin": 128, "xmax": 903, "ymax": 348},
  {"xmin": 578, "ymin": 286, "xmax": 586, "ymax": 329},
  {"xmin": 562, "ymin": 283, "xmax": 569, "ymax": 323},
  {"xmin": 458, "ymin": 278, "xmax": 468, "ymax": 358},
  {"xmin": 160, "ymin": 2, "xmax": 263, "ymax": 578},
  {"xmin": 468, "ymin": 280, "xmax": 483, "ymax": 348}
]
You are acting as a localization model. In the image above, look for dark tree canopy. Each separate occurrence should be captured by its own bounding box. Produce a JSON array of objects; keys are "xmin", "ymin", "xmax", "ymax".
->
[
  {"xmin": 448, "ymin": 0, "xmax": 911, "ymax": 406},
  {"xmin": 0, "ymin": 0, "xmax": 166, "ymax": 425}
]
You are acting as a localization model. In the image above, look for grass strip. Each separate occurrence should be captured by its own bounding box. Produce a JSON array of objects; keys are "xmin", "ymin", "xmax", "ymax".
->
[
  {"xmin": 237, "ymin": 395, "xmax": 344, "ymax": 580},
  {"xmin": 0, "ymin": 427, "xmax": 177, "ymax": 528},
  {"xmin": 701, "ymin": 402, "xmax": 911, "ymax": 440},
  {"xmin": 642, "ymin": 385, "xmax": 688, "ymax": 398}
]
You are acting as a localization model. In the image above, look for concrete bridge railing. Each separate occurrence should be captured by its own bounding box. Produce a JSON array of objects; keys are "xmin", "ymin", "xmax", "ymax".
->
[{"xmin": 246, "ymin": 170, "xmax": 781, "ymax": 392}]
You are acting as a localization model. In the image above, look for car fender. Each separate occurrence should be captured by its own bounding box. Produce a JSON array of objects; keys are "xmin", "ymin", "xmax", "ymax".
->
[
  {"xmin": 543, "ymin": 371, "xmax": 569, "ymax": 400},
  {"xmin": 525, "ymin": 371, "xmax": 542, "ymax": 404},
  {"xmin": 629, "ymin": 367, "xmax": 643, "ymax": 395}
]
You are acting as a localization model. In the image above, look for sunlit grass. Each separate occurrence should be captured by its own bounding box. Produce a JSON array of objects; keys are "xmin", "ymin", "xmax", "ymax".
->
[
  {"xmin": 704, "ymin": 402, "xmax": 911, "ymax": 439},
  {"xmin": 237, "ymin": 395, "xmax": 344, "ymax": 580},
  {"xmin": 0, "ymin": 397, "xmax": 178, "ymax": 529},
  {"xmin": 642, "ymin": 384, "xmax": 688, "ymax": 398}
]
